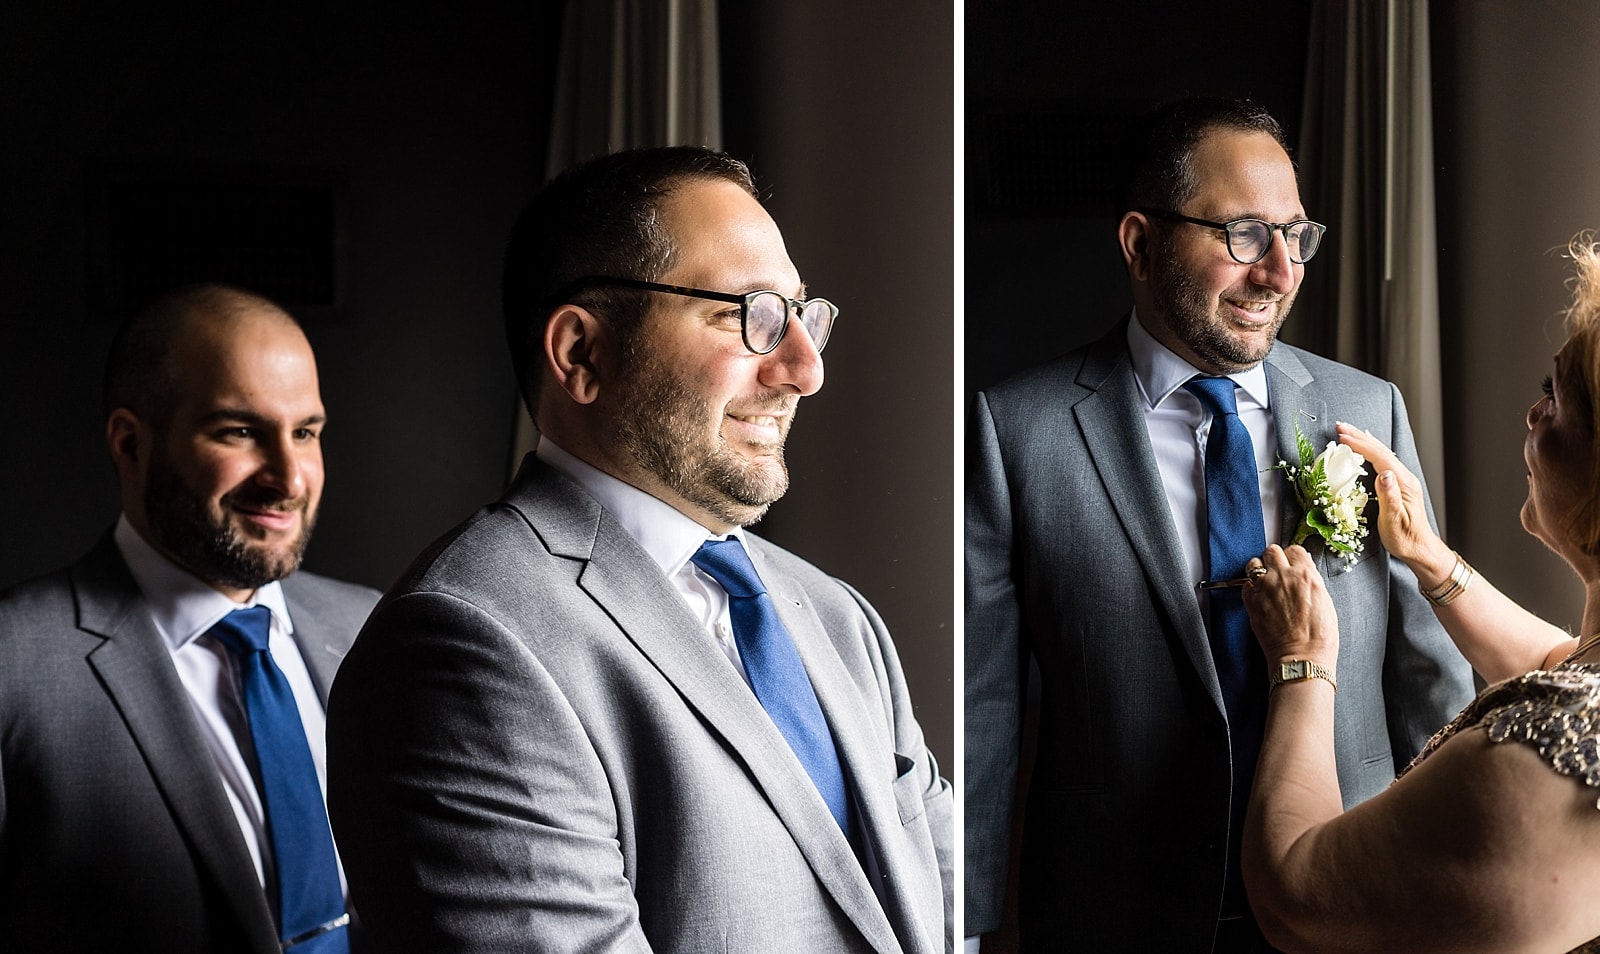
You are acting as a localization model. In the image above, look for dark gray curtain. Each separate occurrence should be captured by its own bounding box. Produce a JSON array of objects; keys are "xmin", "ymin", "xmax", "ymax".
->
[{"xmin": 1291, "ymin": 0, "xmax": 1445, "ymax": 524}]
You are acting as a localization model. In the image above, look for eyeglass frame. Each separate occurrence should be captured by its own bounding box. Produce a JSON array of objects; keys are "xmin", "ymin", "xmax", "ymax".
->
[
  {"xmin": 1135, "ymin": 207, "xmax": 1328, "ymax": 265},
  {"xmin": 550, "ymin": 276, "xmax": 837, "ymax": 355}
]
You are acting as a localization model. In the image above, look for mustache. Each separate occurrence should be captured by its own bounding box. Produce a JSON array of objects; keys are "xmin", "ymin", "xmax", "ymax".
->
[
  {"xmin": 732, "ymin": 393, "xmax": 800, "ymax": 415},
  {"xmin": 1229, "ymin": 284, "xmax": 1287, "ymax": 303}
]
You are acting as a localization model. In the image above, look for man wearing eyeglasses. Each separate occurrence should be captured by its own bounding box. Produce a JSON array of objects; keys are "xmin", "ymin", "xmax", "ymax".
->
[
  {"xmin": 326, "ymin": 146, "xmax": 953, "ymax": 954},
  {"xmin": 964, "ymin": 98, "xmax": 1473, "ymax": 952}
]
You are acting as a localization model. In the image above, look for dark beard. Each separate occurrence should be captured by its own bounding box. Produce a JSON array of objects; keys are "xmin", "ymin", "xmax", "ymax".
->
[
  {"xmin": 143, "ymin": 452, "xmax": 315, "ymax": 591},
  {"xmin": 1150, "ymin": 249, "xmax": 1289, "ymax": 373},
  {"xmin": 610, "ymin": 339, "xmax": 794, "ymax": 529}
]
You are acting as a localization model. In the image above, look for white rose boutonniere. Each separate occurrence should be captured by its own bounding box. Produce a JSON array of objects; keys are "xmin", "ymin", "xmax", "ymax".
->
[{"xmin": 1280, "ymin": 424, "xmax": 1370, "ymax": 567}]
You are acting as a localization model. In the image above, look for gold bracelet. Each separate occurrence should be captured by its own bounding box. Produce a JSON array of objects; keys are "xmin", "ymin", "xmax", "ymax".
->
[{"xmin": 1420, "ymin": 552, "xmax": 1474, "ymax": 607}]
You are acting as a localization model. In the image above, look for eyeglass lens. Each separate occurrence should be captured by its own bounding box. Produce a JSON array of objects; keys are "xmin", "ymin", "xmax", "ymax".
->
[
  {"xmin": 1226, "ymin": 219, "xmax": 1325, "ymax": 264},
  {"xmin": 746, "ymin": 292, "xmax": 835, "ymax": 354}
]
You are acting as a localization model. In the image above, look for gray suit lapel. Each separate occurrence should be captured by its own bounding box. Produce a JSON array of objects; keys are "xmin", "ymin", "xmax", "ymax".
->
[
  {"xmin": 1075, "ymin": 328, "xmax": 1223, "ymax": 713},
  {"xmin": 507, "ymin": 460, "xmax": 903, "ymax": 954},
  {"xmin": 283, "ymin": 593, "xmax": 348, "ymax": 704},
  {"xmin": 73, "ymin": 539, "xmax": 279, "ymax": 953},
  {"xmin": 587, "ymin": 541, "xmax": 904, "ymax": 953},
  {"xmin": 1264, "ymin": 346, "xmax": 1338, "ymax": 574},
  {"xmin": 1260, "ymin": 342, "xmax": 1363, "ymax": 582},
  {"xmin": 761, "ymin": 562, "xmax": 922, "ymax": 954}
]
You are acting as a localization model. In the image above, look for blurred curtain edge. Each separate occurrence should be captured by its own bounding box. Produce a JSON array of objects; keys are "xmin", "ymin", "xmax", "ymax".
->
[{"xmin": 1292, "ymin": 0, "xmax": 1446, "ymax": 530}]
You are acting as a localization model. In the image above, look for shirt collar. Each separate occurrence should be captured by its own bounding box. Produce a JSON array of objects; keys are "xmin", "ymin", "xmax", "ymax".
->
[
  {"xmin": 536, "ymin": 437, "xmax": 745, "ymax": 577},
  {"xmin": 114, "ymin": 515, "xmax": 292, "ymax": 652},
  {"xmin": 1127, "ymin": 307, "xmax": 1271, "ymax": 411}
]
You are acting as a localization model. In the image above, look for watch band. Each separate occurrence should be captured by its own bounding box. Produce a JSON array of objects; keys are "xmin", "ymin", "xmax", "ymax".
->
[{"xmin": 1270, "ymin": 658, "xmax": 1337, "ymax": 692}]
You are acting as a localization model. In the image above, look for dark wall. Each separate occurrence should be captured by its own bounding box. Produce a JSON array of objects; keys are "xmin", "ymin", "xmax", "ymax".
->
[
  {"xmin": 722, "ymin": 1, "xmax": 956, "ymax": 769},
  {"xmin": 966, "ymin": 1, "xmax": 1313, "ymax": 395},
  {"xmin": 1431, "ymin": 0, "xmax": 1600, "ymax": 636}
]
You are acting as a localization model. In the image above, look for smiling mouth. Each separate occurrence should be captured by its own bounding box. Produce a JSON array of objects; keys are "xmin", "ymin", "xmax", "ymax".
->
[
  {"xmin": 1226, "ymin": 297, "xmax": 1278, "ymax": 317},
  {"xmin": 228, "ymin": 498, "xmax": 307, "ymax": 533},
  {"xmin": 724, "ymin": 408, "xmax": 792, "ymax": 448},
  {"xmin": 238, "ymin": 507, "xmax": 298, "ymax": 527}
]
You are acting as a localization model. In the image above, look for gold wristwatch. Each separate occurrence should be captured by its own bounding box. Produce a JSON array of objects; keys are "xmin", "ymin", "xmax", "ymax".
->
[{"xmin": 1270, "ymin": 659, "xmax": 1337, "ymax": 692}]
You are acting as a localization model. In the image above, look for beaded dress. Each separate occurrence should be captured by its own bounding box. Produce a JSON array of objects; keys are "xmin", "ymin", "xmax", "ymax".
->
[{"xmin": 1399, "ymin": 662, "xmax": 1600, "ymax": 954}]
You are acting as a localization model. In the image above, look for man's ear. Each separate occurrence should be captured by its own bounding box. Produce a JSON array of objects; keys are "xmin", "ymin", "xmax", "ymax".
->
[
  {"xmin": 1118, "ymin": 211, "xmax": 1153, "ymax": 282},
  {"xmin": 543, "ymin": 304, "xmax": 609, "ymax": 406},
  {"xmin": 106, "ymin": 408, "xmax": 147, "ymax": 480}
]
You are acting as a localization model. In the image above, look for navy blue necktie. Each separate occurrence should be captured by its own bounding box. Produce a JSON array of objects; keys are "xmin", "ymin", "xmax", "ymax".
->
[
  {"xmin": 691, "ymin": 538, "xmax": 852, "ymax": 837},
  {"xmin": 211, "ymin": 607, "xmax": 350, "ymax": 954},
  {"xmin": 1184, "ymin": 376, "xmax": 1268, "ymax": 911}
]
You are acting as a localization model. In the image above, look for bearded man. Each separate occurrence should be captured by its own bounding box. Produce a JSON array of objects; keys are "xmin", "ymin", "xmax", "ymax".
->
[
  {"xmin": 325, "ymin": 147, "xmax": 953, "ymax": 954},
  {"xmin": 0, "ymin": 284, "xmax": 380, "ymax": 953},
  {"xmin": 962, "ymin": 97, "xmax": 1477, "ymax": 954}
]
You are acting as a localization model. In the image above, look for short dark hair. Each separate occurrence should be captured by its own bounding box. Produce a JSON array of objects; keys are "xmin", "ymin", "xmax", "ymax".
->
[
  {"xmin": 104, "ymin": 283, "xmax": 297, "ymax": 430},
  {"xmin": 1119, "ymin": 97, "xmax": 1292, "ymax": 214},
  {"xmin": 501, "ymin": 146, "xmax": 758, "ymax": 418}
]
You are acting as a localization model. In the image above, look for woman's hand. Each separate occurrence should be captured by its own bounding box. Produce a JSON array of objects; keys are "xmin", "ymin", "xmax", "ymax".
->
[
  {"xmin": 1242, "ymin": 544, "xmax": 1339, "ymax": 664},
  {"xmin": 1337, "ymin": 423, "xmax": 1455, "ymax": 584}
]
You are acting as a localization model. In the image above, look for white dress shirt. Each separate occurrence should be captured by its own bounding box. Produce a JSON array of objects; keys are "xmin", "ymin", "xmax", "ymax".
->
[
  {"xmin": 1126, "ymin": 310, "xmax": 1282, "ymax": 584},
  {"xmin": 114, "ymin": 516, "xmax": 346, "ymax": 896},
  {"xmin": 536, "ymin": 437, "xmax": 754, "ymax": 685}
]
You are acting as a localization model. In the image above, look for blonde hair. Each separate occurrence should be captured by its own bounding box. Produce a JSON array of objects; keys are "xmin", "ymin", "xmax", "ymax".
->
[{"xmin": 1562, "ymin": 234, "xmax": 1600, "ymax": 550}]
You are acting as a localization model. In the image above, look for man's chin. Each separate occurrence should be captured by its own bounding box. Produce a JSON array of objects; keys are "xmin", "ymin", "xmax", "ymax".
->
[
  {"xmin": 696, "ymin": 465, "xmax": 788, "ymax": 528},
  {"xmin": 1207, "ymin": 334, "xmax": 1276, "ymax": 372},
  {"xmin": 715, "ymin": 498, "xmax": 773, "ymax": 529},
  {"xmin": 214, "ymin": 526, "xmax": 313, "ymax": 585},
  {"xmin": 251, "ymin": 545, "xmax": 304, "ymax": 576},
  {"xmin": 734, "ymin": 459, "xmax": 789, "ymax": 502},
  {"xmin": 211, "ymin": 554, "xmax": 304, "ymax": 591}
]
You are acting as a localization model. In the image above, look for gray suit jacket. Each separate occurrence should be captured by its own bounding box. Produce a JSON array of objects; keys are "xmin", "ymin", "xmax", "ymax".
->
[
  {"xmin": 0, "ymin": 533, "xmax": 379, "ymax": 954},
  {"xmin": 327, "ymin": 455, "xmax": 954, "ymax": 954},
  {"xmin": 963, "ymin": 321, "xmax": 1476, "ymax": 951}
]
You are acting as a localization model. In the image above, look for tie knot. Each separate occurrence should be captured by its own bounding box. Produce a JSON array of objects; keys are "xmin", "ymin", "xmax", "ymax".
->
[
  {"xmin": 209, "ymin": 606, "xmax": 274, "ymax": 656},
  {"xmin": 690, "ymin": 538, "xmax": 767, "ymax": 599},
  {"xmin": 1184, "ymin": 376, "xmax": 1241, "ymax": 417}
]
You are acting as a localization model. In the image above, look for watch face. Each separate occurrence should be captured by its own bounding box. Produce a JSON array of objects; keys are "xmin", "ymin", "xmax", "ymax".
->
[{"xmin": 1271, "ymin": 659, "xmax": 1334, "ymax": 690}]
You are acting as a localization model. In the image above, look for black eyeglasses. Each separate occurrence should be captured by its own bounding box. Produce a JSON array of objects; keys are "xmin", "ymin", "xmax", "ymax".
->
[
  {"xmin": 558, "ymin": 276, "xmax": 836, "ymax": 355},
  {"xmin": 1138, "ymin": 208, "xmax": 1328, "ymax": 265}
]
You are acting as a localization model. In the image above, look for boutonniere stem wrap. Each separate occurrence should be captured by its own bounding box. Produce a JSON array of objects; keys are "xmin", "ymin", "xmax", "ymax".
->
[{"xmin": 1279, "ymin": 423, "xmax": 1369, "ymax": 568}]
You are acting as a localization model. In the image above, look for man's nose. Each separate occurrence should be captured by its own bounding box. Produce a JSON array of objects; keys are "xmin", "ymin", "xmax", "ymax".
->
[
  {"xmin": 257, "ymin": 433, "xmax": 309, "ymax": 498},
  {"xmin": 1248, "ymin": 229, "xmax": 1298, "ymax": 293},
  {"xmin": 759, "ymin": 313, "xmax": 825, "ymax": 396}
]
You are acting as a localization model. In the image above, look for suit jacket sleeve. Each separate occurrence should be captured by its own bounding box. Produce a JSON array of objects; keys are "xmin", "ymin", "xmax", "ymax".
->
[
  {"xmin": 326, "ymin": 591, "xmax": 655, "ymax": 954},
  {"xmin": 962, "ymin": 391, "xmax": 1023, "ymax": 937},
  {"xmin": 1376, "ymin": 381, "xmax": 1478, "ymax": 764}
]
